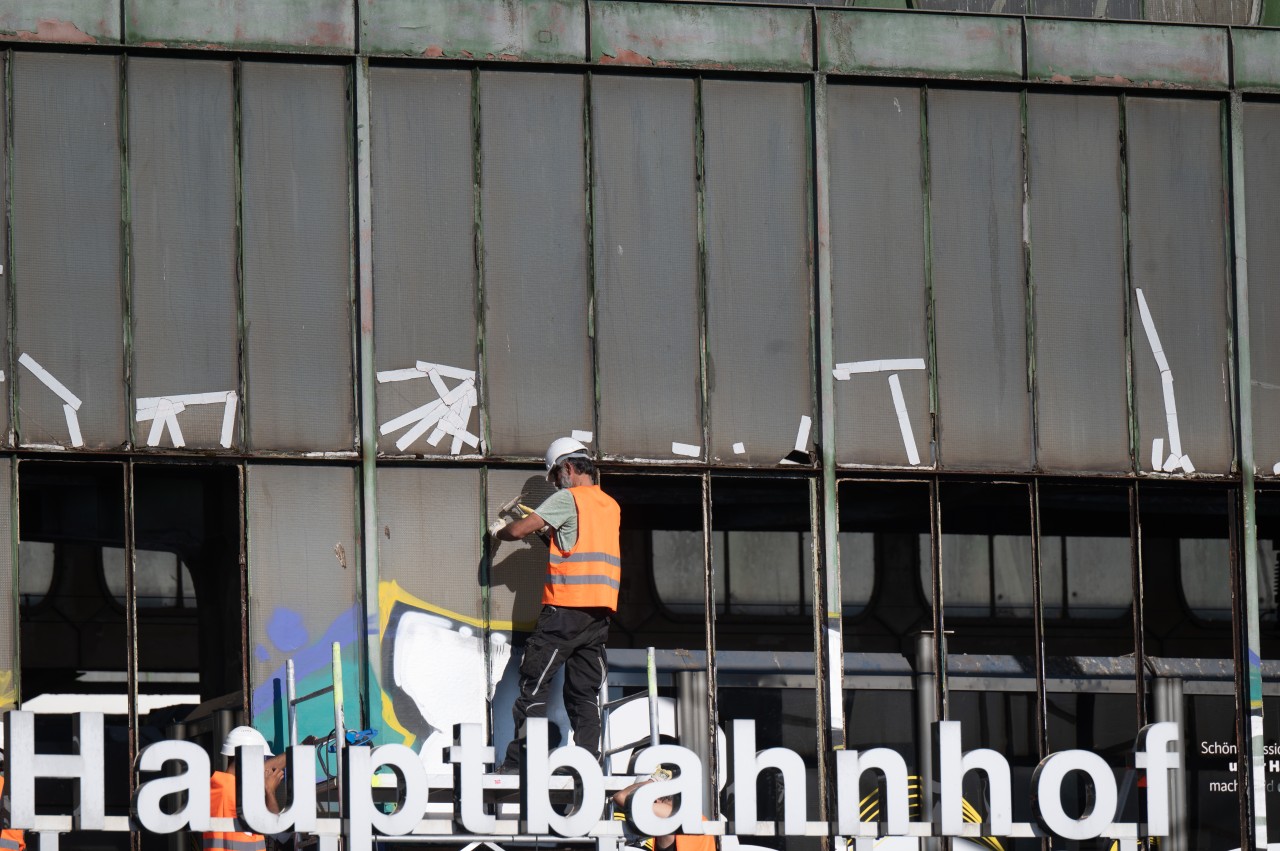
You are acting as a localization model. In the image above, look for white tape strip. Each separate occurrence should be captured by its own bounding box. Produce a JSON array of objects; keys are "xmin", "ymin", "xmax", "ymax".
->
[
  {"xmin": 572, "ymin": 429, "xmax": 593, "ymax": 443},
  {"xmin": 833, "ymin": 358, "xmax": 927, "ymax": 375},
  {"xmin": 732, "ymin": 442, "xmax": 746, "ymax": 454},
  {"xmin": 671, "ymin": 442, "xmax": 700, "ymax": 457},
  {"xmin": 1179, "ymin": 454, "xmax": 1195, "ymax": 474},
  {"xmin": 1134, "ymin": 289, "xmax": 1171, "ymax": 373},
  {"xmin": 146, "ymin": 400, "xmax": 171, "ymax": 446},
  {"xmin": 887, "ymin": 373, "xmax": 921, "ymax": 466},
  {"xmin": 794, "ymin": 415, "xmax": 812, "ymax": 452},
  {"xmin": 1160, "ymin": 372, "xmax": 1183, "ymax": 457},
  {"xmin": 220, "ymin": 392, "xmax": 237, "ymax": 448},
  {"xmin": 20, "ymin": 353, "xmax": 81, "ymax": 410},
  {"xmin": 165, "ymin": 405, "xmax": 186, "ymax": 448},
  {"xmin": 62, "ymin": 405, "xmax": 83, "ymax": 448},
  {"xmin": 427, "ymin": 369, "xmax": 449, "ymax": 399},
  {"xmin": 391, "ymin": 403, "xmax": 446, "ymax": 449},
  {"xmin": 1151, "ymin": 438, "xmax": 1164, "ymax": 472},
  {"xmin": 376, "ymin": 367, "xmax": 426, "ymax": 384},
  {"xmin": 426, "ymin": 426, "xmax": 447, "ymax": 447},
  {"xmin": 381, "ymin": 399, "xmax": 444, "ymax": 436},
  {"xmin": 415, "ymin": 361, "xmax": 475, "ymax": 381},
  {"xmin": 449, "ymin": 431, "xmax": 464, "ymax": 455}
]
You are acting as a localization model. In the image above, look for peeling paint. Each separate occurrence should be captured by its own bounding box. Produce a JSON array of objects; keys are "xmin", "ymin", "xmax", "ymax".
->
[
  {"xmin": 598, "ymin": 47, "xmax": 654, "ymax": 65},
  {"xmin": 366, "ymin": 0, "xmax": 585, "ymax": 62},
  {"xmin": 14, "ymin": 18, "xmax": 99, "ymax": 43},
  {"xmin": 1026, "ymin": 18, "xmax": 1229, "ymax": 89}
]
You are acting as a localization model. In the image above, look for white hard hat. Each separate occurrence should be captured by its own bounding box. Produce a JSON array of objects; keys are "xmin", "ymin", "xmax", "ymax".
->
[
  {"xmin": 545, "ymin": 437, "xmax": 589, "ymax": 471},
  {"xmin": 221, "ymin": 725, "xmax": 273, "ymax": 757}
]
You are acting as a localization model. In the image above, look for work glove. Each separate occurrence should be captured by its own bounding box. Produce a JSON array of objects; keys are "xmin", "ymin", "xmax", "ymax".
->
[{"xmin": 487, "ymin": 517, "xmax": 509, "ymax": 538}]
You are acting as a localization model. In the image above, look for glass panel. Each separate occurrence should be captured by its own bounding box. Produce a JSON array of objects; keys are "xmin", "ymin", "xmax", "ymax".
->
[
  {"xmin": 241, "ymin": 62, "xmax": 354, "ymax": 452},
  {"xmin": 1183, "ymin": 694, "xmax": 1242, "ymax": 847},
  {"xmin": 935, "ymin": 483, "xmax": 1035, "ymax": 665},
  {"xmin": 128, "ymin": 58, "xmax": 239, "ymax": 450},
  {"xmin": 711, "ymin": 476, "xmax": 811, "ymax": 649},
  {"xmin": 480, "ymin": 72, "xmax": 592, "ymax": 457},
  {"xmin": 1139, "ymin": 484, "xmax": 1232, "ymax": 660},
  {"xmin": 370, "ymin": 68, "xmax": 479, "ymax": 457},
  {"xmin": 1245, "ymin": 102, "xmax": 1280, "ymax": 479},
  {"xmin": 592, "ymin": 75, "xmax": 701, "ymax": 460},
  {"xmin": 828, "ymin": 84, "xmax": 931, "ymax": 469},
  {"xmin": 1045, "ymin": 691, "xmax": 1140, "ymax": 845},
  {"xmin": 1249, "ymin": 490, "xmax": 1280, "ymax": 660},
  {"xmin": 376, "ymin": 467, "xmax": 486, "ymax": 763},
  {"xmin": 19, "ymin": 541, "xmax": 53, "ymax": 607},
  {"xmin": 950, "ymin": 691, "xmax": 1039, "ymax": 851},
  {"xmin": 246, "ymin": 464, "xmax": 360, "ymax": 752},
  {"xmin": 840, "ymin": 481, "xmax": 932, "ymax": 658},
  {"xmin": 18, "ymin": 461, "xmax": 129, "ymax": 818},
  {"xmin": 703, "ymin": 80, "xmax": 813, "ymax": 464},
  {"xmin": 928, "ymin": 89, "xmax": 1032, "ymax": 469},
  {"xmin": 1028, "ymin": 93, "xmax": 1130, "ymax": 472},
  {"xmin": 13, "ymin": 53, "xmax": 125, "ymax": 449},
  {"xmin": 1126, "ymin": 97, "xmax": 1232, "ymax": 475},
  {"xmin": 101, "ymin": 548, "xmax": 187, "ymax": 608}
]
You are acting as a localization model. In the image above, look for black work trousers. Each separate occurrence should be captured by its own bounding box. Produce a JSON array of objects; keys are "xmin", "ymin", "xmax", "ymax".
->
[{"xmin": 503, "ymin": 604, "xmax": 611, "ymax": 768}]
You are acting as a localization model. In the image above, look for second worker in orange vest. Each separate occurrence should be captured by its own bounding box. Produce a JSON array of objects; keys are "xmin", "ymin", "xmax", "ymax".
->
[{"xmin": 491, "ymin": 436, "xmax": 622, "ymax": 773}]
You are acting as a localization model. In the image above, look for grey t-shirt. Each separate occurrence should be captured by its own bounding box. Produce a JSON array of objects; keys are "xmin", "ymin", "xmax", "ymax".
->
[{"xmin": 533, "ymin": 488, "xmax": 578, "ymax": 551}]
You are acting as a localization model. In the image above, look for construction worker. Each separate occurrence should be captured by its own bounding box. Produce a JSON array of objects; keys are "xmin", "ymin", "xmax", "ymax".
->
[
  {"xmin": 0, "ymin": 775, "xmax": 25, "ymax": 851},
  {"xmin": 612, "ymin": 774, "xmax": 716, "ymax": 851},
  {"xmin": 490, "ymin": 436, "xmax": 621, "ymax": 773},
  {"xmin": 204, "ymin": 726, "xmax": 287, "ymax": 851}
]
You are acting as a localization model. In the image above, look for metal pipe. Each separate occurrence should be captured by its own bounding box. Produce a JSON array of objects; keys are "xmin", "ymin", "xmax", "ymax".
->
[
  {"xmin": 286, "ymin": 659, "xmax": 297, "ymax": 748},
  {"xmin": 1153, "ymin": 676, "xmax": 1187, "ymax": 851},
  {"xmin": 646, "ymin": 646, "xmax": 659, "ymax": 749},
  {"xmin": 332, "ymin": 641, "xmax": 345, "ymax": 819}
]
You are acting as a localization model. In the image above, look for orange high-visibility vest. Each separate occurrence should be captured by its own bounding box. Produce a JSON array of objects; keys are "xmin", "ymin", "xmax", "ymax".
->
[
  {"xmin": 0, "ymin": 778, "xmax": 24, "ymax": 851},
  {"xmin": 203, "ymin": 771, "xmax": 266, "ymax": 851},
  {"xmin": 544, "ymin": 485, "xmax": 621, "ymax": 611}
]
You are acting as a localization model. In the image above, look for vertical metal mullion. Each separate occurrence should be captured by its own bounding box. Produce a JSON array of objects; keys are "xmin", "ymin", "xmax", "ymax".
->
[
  {"xmin": 701, "ymin": 470, "xmax": 719, "ymax": 819},
  {"xmin": 921, "ymin": 86, "xmax": 940, "ymax": 469},
  {"xmin": 239, "ymin": 464, "xmax": 250, "ymax": 721},
  {"xmin": 123, "ymin": 459, "xmax": 139, "ymax": 851},
  {"xmin": 472, "ymin": 67, "xmax": 488, "ymax": 456},
  {"xmin": 4, "ymin": 50, "xmax": 14, "ymax": 449},
  {"xmin": 1022, "ymin": 89, "xmax": 1038, "ymax": 472},
  {"xmin": 695, "ymin": 76, "xmax": 709, "ymax": 464},
  {"xmin": 930, "ymin": 476, "xmax": 945, "ymax": 718},
  {"xmin": 1029, "ymin": 482, "xmax": 1048, "ymax": 762},
  {"xmin": 584, "ymin": 71, "xmax": 601, "ymax": 457},
  {"xmin": 8, "ymin": 459, "xmax": 16, "ymax": 708},
  {"xmin": 813, "ymin": 62, "xmax": 843, "ymax": 757},
  {"xmin": 121, "ymin": 55, "xmax": 135, "ymax": 450},
  {"xmin": 1119, "ymin": 92, "xmax": 1138, "ymax": 473},
  {"xmin": 352, "ymin": 56, "xmax": 379, "ymax": 734},
  {"xmin": 1228, "ymin": 89, "xmax": 1267, "ymax": 851},
  {"xmin": 1130, "ymin": 481, "xmax": 1146, "ymax": 728},
  {"xmin": 233, "ymin": 59, "xmax": 249, "ymax": 452}
]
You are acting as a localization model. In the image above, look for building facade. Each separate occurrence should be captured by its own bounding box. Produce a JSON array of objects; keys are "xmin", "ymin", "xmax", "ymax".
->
[{"xmin": 3, "ymin": 0, "xmax": 1280, "ymax": 847}]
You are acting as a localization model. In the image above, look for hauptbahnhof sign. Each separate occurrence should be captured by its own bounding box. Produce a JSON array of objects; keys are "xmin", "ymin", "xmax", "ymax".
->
[{"xmin": 2, "ymin": 713, "xmax": 1179, "ymax": 848}]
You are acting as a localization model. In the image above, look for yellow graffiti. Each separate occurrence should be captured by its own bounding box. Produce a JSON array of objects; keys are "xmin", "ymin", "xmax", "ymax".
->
[
  {"xmin": 377, "ymin": 581, "xmax": 520, "ymax": 746},
  {"xmin": 0, "ymin": 670, "xmax": 15, "ymax": 711}
]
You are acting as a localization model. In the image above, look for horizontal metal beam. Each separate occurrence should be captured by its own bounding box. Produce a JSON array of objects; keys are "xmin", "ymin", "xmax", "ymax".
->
[{"xmin": 818, "ymin": 10, "xmax": 1022, "ymax": 80}]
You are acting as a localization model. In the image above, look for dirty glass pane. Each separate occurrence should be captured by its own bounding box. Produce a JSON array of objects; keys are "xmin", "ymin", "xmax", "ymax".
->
[
  {"xmin": 1126, "ymin": 98, "xmax": 1232, "ymax": 475},
  {"xmin": 370, "ymin": 68, "xmax": 479, "ymax": 458},
  {"xmin": 1028, "ymin": 94, "xmax": 1130, "ymax": 473},
  {"xmin": 486, "ymin": 468, "xmax": 558, "ymax": 633},
  {"xmin": 1031, "ymin": 0, "xmax": 1141, "ymax": 15},
  {"xmin": 0, "ymin": 57, "xmax": 7, "ymax": 447},
  {"xmin": 1139, "ymin": 484, "xmax": 1232, "ymax": 660},
  {"xmin": 839, "ymin": 480, "xmax": 931, "ymax": 655},
  {"xmin": 247, "ymin": 464, "xmax": 359, "ymax": 753},
  {"xmin": 13, "ymin": 53, "xmax": 125, "ymax": 449},
  {"xmin": 480, "ymin": 72, "xmax": 592, "ymax": 457},
  {"xmin": 928, "ymin": 89, "xmax": 1032, "ymax": 470},
  {"xmin": 128, "ymin": 58, "xmax": 239, "ymax": 451},
  {"xmin": 592, "ymin": 75, "xmax": 701, "ymax": 460},
  {"xmin": 828, "ymin": 85, "xmax": 931, "ymax": 469},
  {"xmin": 1245, "ymin": 103, "xmax": 1280, "ymax": 479},
  {"xmin": 376, "ymin": 467, "xmax": 489, "ymax": 761},
  {"xmin": 703, "ymin": 80, "xmax": 813, "ymax": 465},
  {"xmin": 710, "ymin": 476, "xmax": 812, "ymax": 650},
  {"xmin": 241, "ymin": 63, "xmax": 354, "ymax": 453},
  {"xmin": 915, "ymin": 0, "xmax": 1027, "ymax": 10}
]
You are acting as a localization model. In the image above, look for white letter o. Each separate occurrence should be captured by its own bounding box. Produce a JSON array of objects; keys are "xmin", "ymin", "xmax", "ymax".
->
[{"xmin": 1033, "ymin": 750, "xmax": 1117, "ymax": 840}]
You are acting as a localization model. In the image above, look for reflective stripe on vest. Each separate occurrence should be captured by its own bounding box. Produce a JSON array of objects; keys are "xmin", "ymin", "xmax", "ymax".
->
[
  {"xmin": 203, "ymin": 838, "xmax": 266, "ymax": 851},
  {"xmin": 543, "ymin": 485, "xmax": 622, "ymax": 611},
  {"xmin": 0, "ymin": 837, "xmax": 22, "ymax": 850}
]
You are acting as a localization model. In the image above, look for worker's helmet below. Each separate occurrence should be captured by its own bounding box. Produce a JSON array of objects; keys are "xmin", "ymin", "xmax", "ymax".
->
[
  {"xmin": 220, "ymin": 725, "xmax": 273, "ymax": 758},
  {"xmin": 544, "ymin": 437, "xmax": 589, "ymax": 472}
]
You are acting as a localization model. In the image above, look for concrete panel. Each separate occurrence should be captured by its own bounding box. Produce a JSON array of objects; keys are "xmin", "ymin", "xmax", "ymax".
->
[
  {"xmin": 819, "ymin": 10, "xmax": 1021, "ymax": 80},
  {"xmin": 0, "ymin": 0, "xmax": 119, "ymax": 44},
  {"xmin": 591, "ymin": 1, "xmax": 811, "ymax": 72},
  {"xmin": 1233, "ymin": 28, "xmax": 1280, "ymax": 92},
  {"xmin": 362, "ymin": 0, "xmax": 585, "ymax": 61},
  {"xmin": 1026, "ymin": 18, "xmax": 1229, "ymax": 89},
  {"xmin": 126, "ymin": 0, "xmax": 353, "ymax": 51}
]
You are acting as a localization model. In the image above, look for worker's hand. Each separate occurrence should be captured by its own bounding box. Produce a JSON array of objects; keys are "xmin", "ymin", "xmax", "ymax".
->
[
  {"xmin": 487, "ymin": 517, "xmax": 510, "ymax": 538},
  {"xmin": 263, "ymin": 754, "xmax": 287, "ymax": 794}
]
